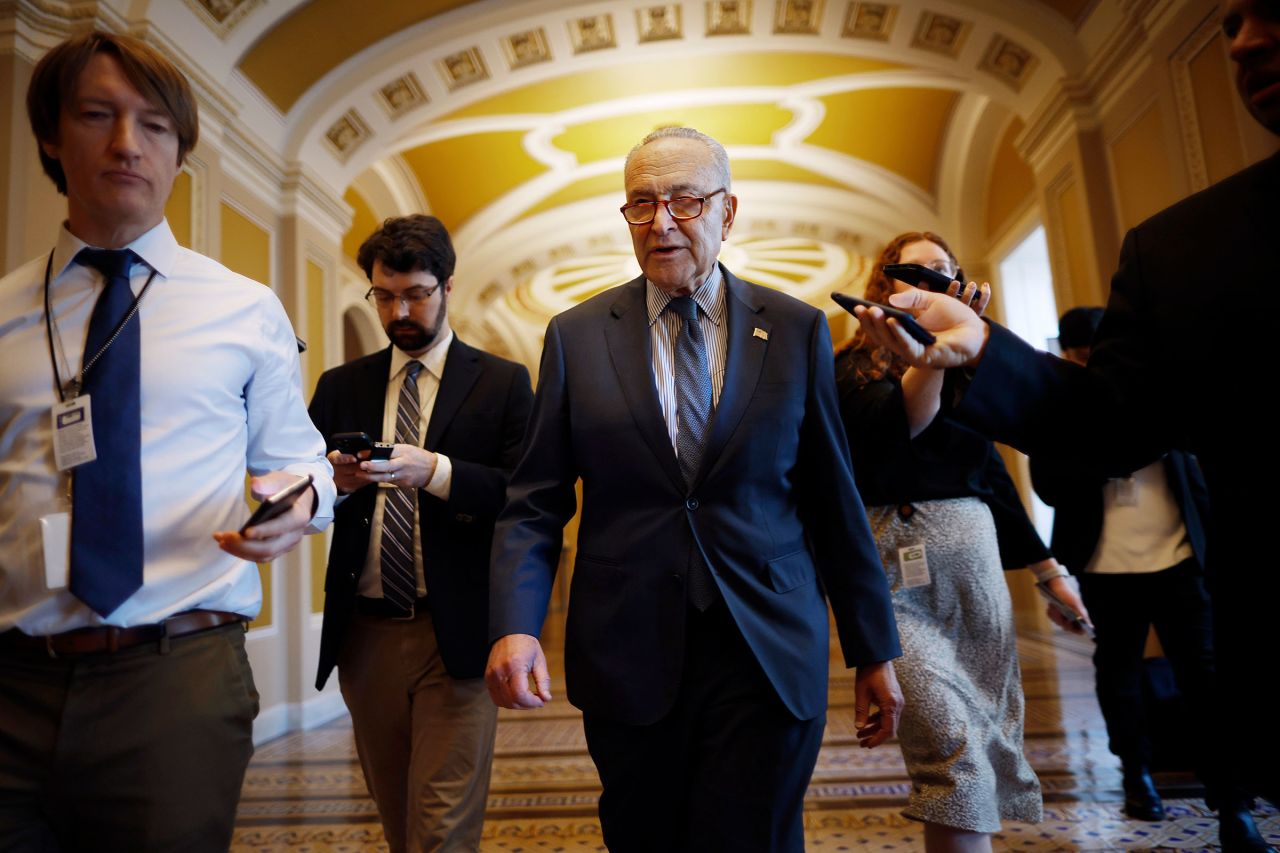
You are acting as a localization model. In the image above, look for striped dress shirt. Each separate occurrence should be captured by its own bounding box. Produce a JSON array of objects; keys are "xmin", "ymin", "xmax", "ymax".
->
[{"xmin": 646, "ymin": 267, "xmax": 728, "ymax": 454}]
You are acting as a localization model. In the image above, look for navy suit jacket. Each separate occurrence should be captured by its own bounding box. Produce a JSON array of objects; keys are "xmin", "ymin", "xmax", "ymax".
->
[
  {"xmin": 309, "ymin": 337, "xmax": 532, "ymax": 688},
  {"xmin": 490, "ymin": 268, "xmax": 900, "ymax": 726}
]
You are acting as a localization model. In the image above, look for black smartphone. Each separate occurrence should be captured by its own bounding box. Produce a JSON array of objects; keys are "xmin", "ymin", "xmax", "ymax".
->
[
  {"xmin": 830, "ymin": 293, "xmax": 937, "ymax": 346},
  {"xmin": 331, "ymin": 431, "xmax": 394, "ymax": 460},
  {"xmin": 882, "ymin": 263, "xmax": 957, "ymax": 293},
  {"xmin": 331, "ymin": 431, "xmax": 372, "ymax": 455},
  {"xmin": 240, "ymin": 474, "xmax": 314, "ymax": 534},
  {"xmin": 1035, "ymin": 580, "xmax": 1096, "ymax": 639}
]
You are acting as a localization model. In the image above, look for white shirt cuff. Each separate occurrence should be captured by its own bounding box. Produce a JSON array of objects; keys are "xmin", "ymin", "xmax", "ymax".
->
[{"xmin": 425, "ymin": 452, "xmax": 452, "ymax": 500}]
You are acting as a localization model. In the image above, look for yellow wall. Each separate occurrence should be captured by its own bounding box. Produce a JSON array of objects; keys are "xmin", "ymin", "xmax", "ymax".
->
[
  {"xmin": 220, "ymin": 203, "xmax": 272, "ymax": 284},
  {"xmin": 1052, "ymin": 176, "xmax": 1095, "ymax": 305},
  {"xmin": 165, "ymin": 171, "xmax": 193, "ymax": 247},
  {"xmin": 343, "ymin": 187, "xmax": 380, "ymax": 263},
  {"xmin": 1188, "ymin": 36, "xmax": 1245, "ymax": 184},
  {"xmin": 306, "ymin": 259, "xmax": 329, "ymax": 614},
  {"xmin": 985, "ymin": 119, "xmax": 1035, "ymax": 243},
  {"xmin": 1108, "ymin": 104, "xmax": 1178, "ymax": 232},
  {"xmin": 218, "ymin": 202, "xmax": 275, "ymax": 629}
]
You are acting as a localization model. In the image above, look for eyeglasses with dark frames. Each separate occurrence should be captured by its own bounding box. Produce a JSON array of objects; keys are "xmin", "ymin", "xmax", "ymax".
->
[
  {"xmin": 365, "ymin": 283, "xmax": 442, "ymax": 309},
  {"xmin": 620, "ymin": 188, "xmax": 728, "ymax": 225}
]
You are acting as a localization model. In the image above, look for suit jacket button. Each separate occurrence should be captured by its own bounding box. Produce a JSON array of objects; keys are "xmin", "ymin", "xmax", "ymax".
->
[
  {"xmin": 685, "ymin": 498, "xmax": 699, "ymax": 510},
  {"xmin": 672, "ymin": 573, "xmax": 683, "ymax": 584}
]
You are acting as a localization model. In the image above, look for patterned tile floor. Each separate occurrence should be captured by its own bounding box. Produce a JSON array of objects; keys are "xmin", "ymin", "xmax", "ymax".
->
[{"xmin": 231, "ymin": 621, "xmax": 1277, "ymax": 851}]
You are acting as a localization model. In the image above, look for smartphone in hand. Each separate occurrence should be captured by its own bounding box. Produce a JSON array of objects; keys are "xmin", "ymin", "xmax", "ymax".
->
[
  {"xmin": 240, "ymin": 474, "xmax": 314, "ymax": 534},
  {"xmin": 831, "ymin": 292, "xmax": 937, "ymax": 345},
  {"xmin": 331, "ymin": 431, "xmax": 393, "ymax": 460},
  {"xmin": 1036, "ymin": 580, "xmax": 1096, "ymax": 639},
  {"xmin": 882, "ymin": 263, "xmax": 957, "ymax": 293}
]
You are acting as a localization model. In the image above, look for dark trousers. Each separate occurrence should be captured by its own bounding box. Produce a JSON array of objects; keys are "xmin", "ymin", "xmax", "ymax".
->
[
  {"xmin": 0, "ymin": 622, "xmax": 258, "ymax": 852},
  {"xmin": 582, "ymin": 600, "xmax": 825, "ymax": 853},
  {"xmin": 1078, "ymin": 558, "xmax": 1233, "ymax": 802}
]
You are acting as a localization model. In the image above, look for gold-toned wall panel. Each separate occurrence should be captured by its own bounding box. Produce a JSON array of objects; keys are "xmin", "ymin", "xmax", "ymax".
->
[
  {"xmin": 1187, "ymin": 37, "xmax": 1244, "ymax": 184},
  {"xmin": 306, "ymin": 259, "xmax": 329, "ymax": 615},
  {"xmin": 985, "ymin": 118, "xmax": 1035, "ymax": 242},
  {"xmin": 1053, "ymin": 178, "xmax": 1094, "ymax": 304},
  {"xmin": 166, "ymin": 171, "xmax": 193, "ymax": 247},
  {"xmin": 731, "ymin": 158, "xmax": 852, "ymax": 189},
  {"xmin": 553, "ymin": 103, "xmax": 792, "ymax": 164},
  {"xmin": 519, "ymin": 173, "xmax": 624, "ymax": 221},
  {"xmin": 218, "ymin": 203, "xmax": 274, "ymax": 629},
  {"xmin": 438, "ymin": 53, "xmax": 903, "ymax": 121},
  {"xmin": 401, "ymin": 132, "xmax": 546, "ymax": 231},
  {"xmin": 343, "ymin": 188, "xmax": 380, "ymax": 263},
  {"xmin": 241, "ymin": 0, "xmax": 474, "ymax": 112},
  {"xmin": 1109, "ymin": 105, "xmax": 1177, "ymax": 232},
  {"xmin": 220, "ymin": 203, "xmax": 272, "ymax": 285},
  {"xmin": 808, "ymin": 88, "xmax": 958, "ymax": 194}
]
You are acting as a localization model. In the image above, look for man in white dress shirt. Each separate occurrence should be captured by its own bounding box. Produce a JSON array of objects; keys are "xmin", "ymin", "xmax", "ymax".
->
[{"xmin": 0, "ymin": 31, "xmax": 335, "ymax": 852}]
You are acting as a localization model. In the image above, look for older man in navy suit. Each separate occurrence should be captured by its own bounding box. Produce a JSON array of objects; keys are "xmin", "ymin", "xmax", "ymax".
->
[{"xmin": 486, "ymin": 127, "xmax": 903, "ymax": 852}]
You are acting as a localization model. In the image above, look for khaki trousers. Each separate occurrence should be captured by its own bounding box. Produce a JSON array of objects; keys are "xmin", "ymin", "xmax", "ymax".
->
[{"xmin": 338, "ymin": 606, "xmax": 496, "ymax": 852}]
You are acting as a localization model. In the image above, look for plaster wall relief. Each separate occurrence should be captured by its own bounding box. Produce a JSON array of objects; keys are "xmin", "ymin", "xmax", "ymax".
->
[
  {"xmin": 377, "ymin": 73, "xmax": 428, "ymax": 120},
  {"xmin": 568, "ymin": 14, "xmax": 617, "ymax": 53},
  {"xmin": 707, "ymin": 1, "xmax": 753, "ymax": 35},
  {"xmin": 323, "ymin": 110, "xmax": 371, "ymax": 163},
  {"xmin": 912, "ymin": 10, "xmax": 970, "ymax": 58},
  {"xmin": 843, "ymin": 2, "xmax": 897, "ymax": 40},
  {"xmin": 438, "ymin": 46, "xmax": 490, "ymax": 90},
  {"xmin": 980, "ymin": 33, "xmax": 1038, "ymax": 91},
  {"xmin": 503, "ymin": 28, "xmax": 552, "ymax": 68},
  {"xmin": 186, "ymin": 0, "xmax": 261, "ymax": 36},
  {"xmin": 774, "ymin": 0, "xmax": 824, "ymax": 35},
  {"xmin": 637, "ymin": 6, "xmax": 684, "ymax": 42}
]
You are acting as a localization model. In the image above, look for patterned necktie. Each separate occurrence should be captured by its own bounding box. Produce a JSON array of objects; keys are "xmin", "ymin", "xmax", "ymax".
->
[
  {"xmin": 70, "ymin": 248, "xmax": 144, "ymax": 617},
  {"xmin": 379, "ymin": 360, "xmax": 422, "ymax": 615},
  {"xmin": 668, "ymin": 296, "xmax": 717, "ymax": 610}
]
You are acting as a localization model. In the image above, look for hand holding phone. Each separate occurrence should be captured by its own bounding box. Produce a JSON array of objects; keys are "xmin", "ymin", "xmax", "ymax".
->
[
  {"xmin": 240, "ymin": 474, "xmax": 314, "ymax": 535},
  {"xmin": 831, "ymin": 292, "xmax": 937, "ymax": 345},
  {"xmin": 883, "ymin": 263, "xmax": 957, "ymax": 293},
  {"xmin": 1036, "ymin": 580, "xmax": 1096, "ymax": 639},
  {"xmin": 331, "ymin": 431, "xmax": 393, "ymax": 460}
]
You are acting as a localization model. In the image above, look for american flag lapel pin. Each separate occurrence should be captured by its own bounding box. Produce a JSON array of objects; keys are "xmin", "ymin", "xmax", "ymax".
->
[{"xmin": 753, "ymin": 327, "xmax": 769, "ymax": 341}]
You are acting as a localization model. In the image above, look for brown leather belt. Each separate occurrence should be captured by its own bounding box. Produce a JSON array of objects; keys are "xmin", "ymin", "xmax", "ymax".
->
[{"xmin": 0, "ymin": 609, "xmax": 247, "ymax": 657}]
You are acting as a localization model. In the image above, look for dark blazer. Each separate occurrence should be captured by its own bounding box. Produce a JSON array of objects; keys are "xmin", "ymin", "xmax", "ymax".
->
[
  {"xmin": 949, "ymin": 151, "xmax": 1279, "ymax": 791},
  {"xmin": 490, "ymin": 268, "xmax": 901, "ymax": 726},
  {"xmin": 1030, "ymin": 450, "xmax": 1210, "ymax": 575},
  {"xmin": 309, "ymin": 337, "xmax": 532, "ymax": 689}
]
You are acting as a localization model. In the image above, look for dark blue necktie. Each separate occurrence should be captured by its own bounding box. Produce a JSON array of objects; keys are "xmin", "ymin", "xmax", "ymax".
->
[
  {"xmin": 70, "ymin": 248, "xmax": 144, "ymax": 617},
  {"xmin": 669, "ymin": 296, "xmax": 718, "ymax": 610}
]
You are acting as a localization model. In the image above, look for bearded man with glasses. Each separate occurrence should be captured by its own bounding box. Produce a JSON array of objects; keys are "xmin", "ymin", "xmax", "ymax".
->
[
  {"xmin": 308, "ymin": 214, "xmax": 533, "ymax": 852},
  {"xmin": 486, "ymin": 126, "xmax": 903, "ymax": 852}
]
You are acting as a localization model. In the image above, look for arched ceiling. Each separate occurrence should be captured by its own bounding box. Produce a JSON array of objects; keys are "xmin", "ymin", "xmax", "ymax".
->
[{"xmin": 186, "ymin": 0, "xmax": 1070, "ymax": 357}]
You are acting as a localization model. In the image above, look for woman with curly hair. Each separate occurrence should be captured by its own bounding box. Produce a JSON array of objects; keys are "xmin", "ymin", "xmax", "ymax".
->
[{"xmin": 836, "ymin": 231, "xmax": 1090, "ymax": 853}]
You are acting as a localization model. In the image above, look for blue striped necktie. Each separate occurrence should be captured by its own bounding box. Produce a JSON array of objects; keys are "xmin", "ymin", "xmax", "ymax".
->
[
  {"xmin": 71, "ymin": 248, "xmax": 144, "ymax": 616},
  {"xmin": 669, "ymin": 296, "xmax": 718, "ymax": 610},
  {"xmin": 379, "ymin": 360, "xmax": 422, "ymax": 615}
]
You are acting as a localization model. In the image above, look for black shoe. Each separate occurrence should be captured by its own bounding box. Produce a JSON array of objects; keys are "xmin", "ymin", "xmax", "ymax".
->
[
  {"xmin": 1218, "ymin": 806, "xmax": 1275, "ymax": 853},
  {"xmin": 1122, "ymin": 765, "xmax": 1165, "ymax": 821}
]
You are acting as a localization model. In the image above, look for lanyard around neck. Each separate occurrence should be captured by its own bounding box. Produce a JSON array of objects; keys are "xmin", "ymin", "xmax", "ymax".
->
[{"xmin": 43, "ymin": 249, "xmax": 159, "ymax": 403}]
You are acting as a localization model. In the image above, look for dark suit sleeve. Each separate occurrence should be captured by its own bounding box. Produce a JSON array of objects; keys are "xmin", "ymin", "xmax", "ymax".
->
[
  {"xmin": 489, "ymin": 318, "xmax": 579, "ymax": 641},
  {"xmin": 443, "ymin": 362, "xmax": 533, "ymax": 519},
  {"xmin": 797, "ymin": 313, "xmax": 901, "ymax": 667},
  {"xmin": 980, "ymin": 444, "xmax": 1051, "ymax": 570},
  {"xmin": 952, "ymin": 230, "xmax": 1179, "ymax": 473}
]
